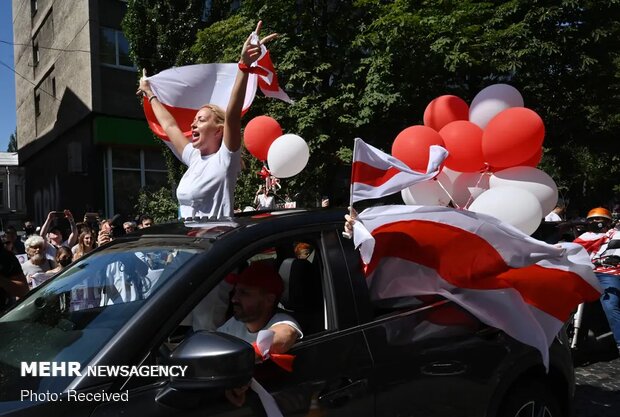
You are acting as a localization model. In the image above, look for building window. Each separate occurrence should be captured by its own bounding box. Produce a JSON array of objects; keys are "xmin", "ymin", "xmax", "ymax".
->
[
  {"xmin": 104, "ymin": 148, "xmax": 168, "ymax": 217},
  {"xmin": 33, "ymin": 42, "xmax": 39, "ymax": 66},
  {"xmin": 100, "ymin": 28, "xmax": 134, "ymax": 69},
  {"xmin": 34, "ymin": 92, "xmax": 41, "ymax": 116},
  {"xmin": 31, "ymin": 0, "xmax": 38, "ymax": 16},
  {"xmin": 51, "ymin": 77, "xmax": 56, "ymax": 97}
]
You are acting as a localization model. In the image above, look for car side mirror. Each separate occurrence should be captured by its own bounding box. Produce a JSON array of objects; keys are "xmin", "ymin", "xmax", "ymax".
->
[{"xmin": 156, "ymin": 331, "xmax": 254, "ymax": 409}]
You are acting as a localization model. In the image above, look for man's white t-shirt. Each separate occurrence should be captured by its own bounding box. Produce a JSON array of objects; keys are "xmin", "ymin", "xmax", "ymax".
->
[
  {"xmin": 177, "ymin": 143, "xmax": 241, "ymax": 219},
  {"xmin": 544, "ymin": 211, "xmax": 562, "ymax": 222},
  {"xmin": 256, "ymin": 194, "xmax": 275, "ymax": 210},
  {"xmin": 217, "ymin": 312, "xmax": 303, "ymax": 344}
]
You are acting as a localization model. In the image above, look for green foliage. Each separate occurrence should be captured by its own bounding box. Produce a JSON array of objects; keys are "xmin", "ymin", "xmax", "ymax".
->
[
  {"xmin": 134, "ymin": 187, "xmax": 178, "ymax": 224},
  {"xmin": 6, "ymin": 130, "xmax": 17, "ymax": 152},
  {"xmin": 123, "ymin": 0, "xmax": 208, "ymax": 189},
  {"xmin": 125, "ymin": 0, "xmax": 620, "ymax": 211},
  {"xmin": 122, "ymin": 0, "xmax": 205, "ymax": 72}
]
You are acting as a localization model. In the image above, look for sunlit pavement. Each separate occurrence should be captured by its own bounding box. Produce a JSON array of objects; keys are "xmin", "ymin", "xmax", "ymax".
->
[{"xmin": 574, "ymin": 350, "xmax": 620, "ymax": 417}]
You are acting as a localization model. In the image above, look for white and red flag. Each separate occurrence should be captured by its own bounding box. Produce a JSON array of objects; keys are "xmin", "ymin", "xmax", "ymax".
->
[
  {"xmin": 143, "ymin": 34, "xmax": 292, "ymax": 147},
  {"xmin": 143, "ymin": 63, "xmax": 258, "ymax": 142},
  {"xmin": 350, "ymin": 138, "xmax": 448, "ymax": 203},
  {"xmin": 352, "ymin": 205, "xmax": 602, "ymax": 368}
]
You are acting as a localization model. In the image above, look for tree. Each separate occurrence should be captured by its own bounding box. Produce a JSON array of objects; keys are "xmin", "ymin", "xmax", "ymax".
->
[
  {"xmin": 124, "ymin": 0, "xmax": 620, "ymax": 212},
  {"xmin": 133, "ymin": 187, "xmax": 178, "ymax": 224},
  {"xmin": 6, "ymin": 130, "xmax": 17, "ymax": 152}
]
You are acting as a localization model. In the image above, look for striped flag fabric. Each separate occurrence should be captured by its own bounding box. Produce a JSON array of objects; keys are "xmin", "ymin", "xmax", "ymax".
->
[
  {"xmin": 143, "ymin": 63, "xmax": 258, "ymax": 141},
  {"xmin": 351, "ymin": 138, "xmax": 448, "ymax": 203},
  {"xmin": 143, "ymin": 38, "xmax": 292, "ymax": 144},
  {"xmin": 352, "ymin": 205, "xmax": 602, "ymax": 368},
  {"xmin": 573, "ymin": 231, "xmax": 610, "ymax": 257},
  {"xmin": 255, "ymin": 50, "xmax": 293, "ymax": 104}
]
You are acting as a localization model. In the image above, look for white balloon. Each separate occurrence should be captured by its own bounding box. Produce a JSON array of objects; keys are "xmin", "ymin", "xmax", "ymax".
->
[
  {"xmin": 401, "ymin": 175, "xmax": 451, "ymax": 206},
  {"xmin": 441, "ymin": 167, "xmax": 461, "ymax": 186},
  {"xmin": 267, "ymin": 134, "xmax": 310, "ymax": 178},
  {"xmin": 451, "ymin": 171, "xmax": 490, "ymax": 208},
  {"xmin": 468, "ymin": 186, "xmax": 542, "ymax": 235},
  {"xmin": 489, "ymin": 166, "xmax": 558, "ymax": 215},
  {"xmin": 469, "ymin": 84, "xmax": 524, "ymax": 128}
]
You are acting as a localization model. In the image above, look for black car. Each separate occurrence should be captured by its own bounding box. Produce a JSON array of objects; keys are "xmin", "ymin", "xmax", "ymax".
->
[{"xmin": 0, "ymin": 209, "xmax": 574, "ymax": 417}]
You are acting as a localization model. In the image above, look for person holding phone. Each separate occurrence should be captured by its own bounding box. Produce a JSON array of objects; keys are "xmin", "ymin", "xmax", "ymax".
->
[
  {"xmin": 137, "ymin": 21, "xmax": 277, "ymax": 220},
  {"xmin": 39, "ymin": 210, "xmax": 78, "ymax": 260}
]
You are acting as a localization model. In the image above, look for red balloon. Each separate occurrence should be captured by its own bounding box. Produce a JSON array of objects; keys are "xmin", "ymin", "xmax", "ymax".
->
[
  {"xmin": 520, "ymin": 146, "xmax": 543, "ymax": 167},
  {"xmin": 481, "ymin": 107, "xmax": 545, "ymax": 168},
  {"xmin": 489, "ymin": 147, "xmax": 542, "ymax": 172},
  {"xmin": 439, "ymin": 121, "xmax": 485, "ymax": 172},
  {"xmin": 244, "ymin": 116, "xmax": 283, "ymax": 161},
  {"xmin": 423, "ymin": 95, "xmax": 469, "ymax": 131},
  {"xmin": 392, "ymin": 125, "xmax": 445, "ymax": 172}
]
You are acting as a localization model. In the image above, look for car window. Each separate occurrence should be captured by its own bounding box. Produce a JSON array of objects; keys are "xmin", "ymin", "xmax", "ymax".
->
[
  {"xmin": 170, "ymin": 234, "xmax": 327, "ymax": 344},
  {"xmin": 0, "ymin": 243, "xmax": 203, "ymax": 399}
]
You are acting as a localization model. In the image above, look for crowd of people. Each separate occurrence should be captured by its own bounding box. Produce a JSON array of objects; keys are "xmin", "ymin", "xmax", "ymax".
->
[{"xmin": 0, "ymin": 210, "xmax": 156, "ymax": 309}]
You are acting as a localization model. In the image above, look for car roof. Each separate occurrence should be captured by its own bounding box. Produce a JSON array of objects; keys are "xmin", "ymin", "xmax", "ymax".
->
[{"xmin": 127, "ymin": 208, "xmax": 347, "ymax": 240}]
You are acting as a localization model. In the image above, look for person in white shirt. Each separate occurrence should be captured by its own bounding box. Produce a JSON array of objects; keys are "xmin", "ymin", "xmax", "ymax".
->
[
  {"xmin": 544, "ymin": 203, "xmax": 565, "ymax": 222},
  {"xmin": 216, "ymin": 260, "xmax": 301, "ymax": 407},
  {"xmin": 138, "ymin": 22, "xmax": 277, "ymax": 220},
  {"xmin": 254, "ymin": 185, "xmax": 276, "ymax": 210}
]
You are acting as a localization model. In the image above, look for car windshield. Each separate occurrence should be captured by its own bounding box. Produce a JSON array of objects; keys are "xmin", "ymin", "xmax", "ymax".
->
[{"xmin": 0, "ymin": 242, "xmax": 202, "ymax": 400}]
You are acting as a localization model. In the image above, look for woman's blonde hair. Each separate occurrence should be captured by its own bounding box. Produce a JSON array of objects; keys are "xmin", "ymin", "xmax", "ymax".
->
[{"xmin": 200, "ymin": 104, "xmax": 225, "ymax": 126}]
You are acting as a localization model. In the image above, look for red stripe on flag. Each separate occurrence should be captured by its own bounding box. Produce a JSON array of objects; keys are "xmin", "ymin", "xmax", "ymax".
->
[
  {"xmin": 256, "ymin": 50, "xmax": 280, "ymax": 93},
  {"xmin": 497, "ymin": 265, "xmax": 601, "ymax": 321},
  {"xmin": 352, "ymin": 161, "xmax": 401, "ymax": 187},
  {"xmin": 366, "ymin": 220, "xmax": 600, "ymax": 321},
  {"xmin": 143, "ymin": 98, "xmax": 194, "ymax": 141}
]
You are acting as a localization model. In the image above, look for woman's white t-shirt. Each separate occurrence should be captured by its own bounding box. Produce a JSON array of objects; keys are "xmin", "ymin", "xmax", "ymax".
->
[{"xmin": 176, "ymin": 142, "xmax": 241, "ymax": 219}]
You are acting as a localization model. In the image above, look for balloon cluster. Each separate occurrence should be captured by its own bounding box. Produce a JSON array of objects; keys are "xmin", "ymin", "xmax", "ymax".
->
[
  {"xmin": 396, "ymin": 84, "xmax": 557, "ymax": 235},
  {"xmin": 244, "ymin": 116, "xmax": 309, "ymax": 178}
]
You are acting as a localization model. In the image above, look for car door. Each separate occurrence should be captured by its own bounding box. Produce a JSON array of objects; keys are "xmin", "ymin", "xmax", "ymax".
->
[
  {"xmin": 250, "ymin": 228, "xmax": 375, "ymax": 417},
  {"xmin": 337, "ymin": 234, "xmax": 512, "ymax": 417},
  {"xmin": 91, "ymin": 227, "xmax": 375, "ymax": 417}
]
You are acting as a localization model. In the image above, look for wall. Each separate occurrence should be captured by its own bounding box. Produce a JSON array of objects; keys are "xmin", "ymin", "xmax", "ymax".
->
[{"xmin": 13, "ymin": 0, "xmax": 92, "ymax": 151}]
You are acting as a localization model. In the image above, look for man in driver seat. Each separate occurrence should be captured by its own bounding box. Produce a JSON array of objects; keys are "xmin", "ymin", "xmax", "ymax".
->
[
  {"xmin": 217, "ymin": 260, "xmax": 303, "ymax": 352},
  {"xmin": 217, "ymin": 261, "xmax": 302, "ymax": 407}
]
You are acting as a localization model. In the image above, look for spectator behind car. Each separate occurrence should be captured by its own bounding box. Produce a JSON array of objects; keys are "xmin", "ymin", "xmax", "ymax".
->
[
  {"xmin": 73, "ymin": 229, "xmax": 95, "ymax": 261},
  {"xmin": 0, "ymin": 243, "xmax": 28, "ymax": 311},
  {"xmin": 22, "ymin": 235, "xmax": 55, "ymax": 288},
  {"xmin": 47, "ymin": 246, "xmax": 74, "ymax": 276},
  {"xmin": 3, "ymin": 226, "xmax": 25, "ymax": 255}
]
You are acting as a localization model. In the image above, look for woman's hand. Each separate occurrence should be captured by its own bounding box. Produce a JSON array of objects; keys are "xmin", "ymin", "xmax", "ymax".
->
[
  {"xmin": 240, "ymin": 21, "xmax": 277, "ymax": 66},
  {"xmin": 136, "ymin": 69, "xmax": 154, "ymax": 98}
]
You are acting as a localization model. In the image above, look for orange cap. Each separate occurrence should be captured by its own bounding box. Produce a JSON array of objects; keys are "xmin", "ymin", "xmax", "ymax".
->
[{"xmin": 586, "ymin": 207, "xmax": 612, "ymax": 220}]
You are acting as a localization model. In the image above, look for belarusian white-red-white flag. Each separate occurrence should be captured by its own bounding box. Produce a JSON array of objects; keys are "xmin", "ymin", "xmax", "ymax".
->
[
  {"xmin": 350, "ymin": 138, "xmax": 448, "ymax": 203},
  {"xmin": 352, "ymin": 205, "xmax": 602, "ymax": 368},
  {"xmin": 142, "ymin": 36, "xmax": 292, "ymax": 158}
]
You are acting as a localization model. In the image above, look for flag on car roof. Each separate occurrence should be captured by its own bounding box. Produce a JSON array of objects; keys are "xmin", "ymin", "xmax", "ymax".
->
[
  {"xmin": 350, "ymin": 138, "xmax": 448, "ymax": 203},
  {"xmin": 352, "ymin": 205, "xmax": 602, "ymax": 368}
]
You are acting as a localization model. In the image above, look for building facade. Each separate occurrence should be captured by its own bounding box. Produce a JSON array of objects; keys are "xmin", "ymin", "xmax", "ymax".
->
[
  {"xmin": 12, "ymin": 0, "xmax": 168, "ymax": 224},
  {"xmin": 0, "ymin": 153, "xmax": 27, "ymax": 230}
]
